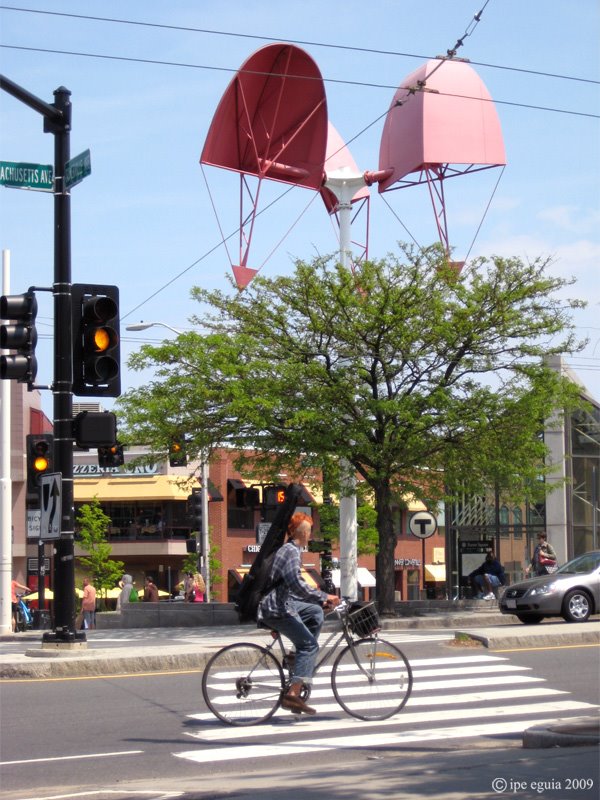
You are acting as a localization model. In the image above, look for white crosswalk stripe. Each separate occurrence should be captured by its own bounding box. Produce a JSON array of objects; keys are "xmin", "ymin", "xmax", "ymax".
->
[{"xmin": 174, "ymin": 653, "xmax": 598, "ymax": 765}]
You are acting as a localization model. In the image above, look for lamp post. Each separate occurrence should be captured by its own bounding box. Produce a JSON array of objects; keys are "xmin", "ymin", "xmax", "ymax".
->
[
  {"xmin": 126, "ymin": 320, "xmax": 210, "ymax": 599},
  {"xmin": 125, "ymin": 321, "xmax": 184, "ymax": 335}
]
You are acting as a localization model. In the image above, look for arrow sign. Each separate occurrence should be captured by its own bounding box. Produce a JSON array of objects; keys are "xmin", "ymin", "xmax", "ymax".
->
[
  {"xmin": 40, "ymin": 472, "xmax": 62, "ymax": 539},
  {"xmin": 408, "ymin": 510, "xmax": 437, "ymax": 539}
]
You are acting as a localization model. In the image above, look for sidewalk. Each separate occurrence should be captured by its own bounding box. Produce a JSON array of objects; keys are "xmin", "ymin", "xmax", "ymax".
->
[{"xmin": 2, "ymin": 611, "xmax": 598, "ymax": 750}]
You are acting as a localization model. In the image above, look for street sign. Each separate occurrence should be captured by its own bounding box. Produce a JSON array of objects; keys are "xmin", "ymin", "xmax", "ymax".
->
[
  {"xmin": 64, "ymin": 149, "xmax": 91, "ymax": 189},
  {"xmin": 27, "ymin": 508, "xmax": 41, "ymax": 539},
  {"xmin": 39, "ymin": 472, "xmax": 62, "ymax": 539},
  {"xmin": 0, "ymin": 160, "xmax": 53, "ymax": 191},
  {"xmin": 408, "ymin": 510, "xmax": 438, "ymax": 539}
]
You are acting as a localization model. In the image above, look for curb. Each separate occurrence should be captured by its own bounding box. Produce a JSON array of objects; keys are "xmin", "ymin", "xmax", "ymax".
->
[
  {"xmin": 1, "ymin": 645, "xmax": 217, "ymax": 679},
  {"xmin": 454, "ymin": 625, "xmax": 600, "ymax": 650},
  {"xmin": 523, "ymin": 713, "xmax": 600, "ymax": 748}
]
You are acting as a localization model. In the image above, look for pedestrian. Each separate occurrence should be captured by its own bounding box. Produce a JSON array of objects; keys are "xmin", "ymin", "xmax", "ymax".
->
[
  {"xmin": 525, "ymin": 532, "xmax": 558, "ymax": 577},
  {"xmin": 81, "ymin": 577, "xmax": 97, "ymax": 629},
  {"xmin": 116, "ymin": 574, "xmax": 134, "ymax": 610},
  {"xmin": 193, "ymin": 572, "xmax": 206, "ymax": 602},
  {"xmin": 258, "ymin": 512, "xmax": 340, "ymax": 715},
  {"xmin": 183, "ymin": 571, "xmax": 195, "ymax": 602},
  {"xmin": 11, "ymin": 577, "xmax": 29, "ymax": 632},
  {"xmin": 469, "ymin": 549, "xmax": 506, "ymax": 599},
  {"xmin": 143, "ymin": 576, "xmax": 159, "ymax": 602}
]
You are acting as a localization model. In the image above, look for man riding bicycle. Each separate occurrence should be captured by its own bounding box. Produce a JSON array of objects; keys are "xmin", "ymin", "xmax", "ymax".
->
[{"xmin": 257, "ymin": 512, "xmax": 340, "ymax": 715}]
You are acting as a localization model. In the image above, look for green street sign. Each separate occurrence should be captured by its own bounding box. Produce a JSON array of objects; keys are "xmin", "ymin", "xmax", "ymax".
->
[
  {"xmin": 0, "ymin": 160, "xmax": 54, "ymax": 191},
  {"xmin": 65, "ymin": 149, "xmax": 91, "ymax": 189}
]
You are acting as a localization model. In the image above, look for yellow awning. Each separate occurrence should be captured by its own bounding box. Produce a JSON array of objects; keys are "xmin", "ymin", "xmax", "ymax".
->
[
  {"xmin": 230, "ymin": 567, "xmax": 318, "ymax": 588},
  {"xmin": 425, "ymin": 564, "xmax": 446, "ymax": 582},
  {"xmin": 74, "ymin": 475, "xmax": 191, "ymax": 502}
]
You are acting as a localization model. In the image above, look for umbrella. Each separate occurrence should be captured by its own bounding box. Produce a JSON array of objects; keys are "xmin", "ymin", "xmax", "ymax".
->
[{"xmin": 25, "ymin": 589, "xmax": 54, "ymax": 601}]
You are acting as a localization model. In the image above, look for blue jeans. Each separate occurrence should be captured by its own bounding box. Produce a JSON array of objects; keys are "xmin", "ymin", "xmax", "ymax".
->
[
  {"xmin": 474, "ymin": 574, "xmax": 501, "ymax": 591},
  {"xmin": 263, "ymin": 600, "xmax": 324, "ymax": 684}
]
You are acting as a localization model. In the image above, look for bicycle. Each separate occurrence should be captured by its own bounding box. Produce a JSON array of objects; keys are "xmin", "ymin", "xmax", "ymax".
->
[
  {"xmin": 14, "ymin": 593, "xmax": 34, "ymax": 632},
  {"xmin": 202, "ymin": 601, "xmax": 413, "ymax": 726}
]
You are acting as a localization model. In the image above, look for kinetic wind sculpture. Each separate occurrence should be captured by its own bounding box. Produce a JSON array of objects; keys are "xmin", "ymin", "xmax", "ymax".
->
[
  {"xmin": 200, "ymin": 44, "xmax": 329, "ymax": 289},
  {"xmin": 378, "ymin": 58, "xmax": 506, "ymax": 269}
]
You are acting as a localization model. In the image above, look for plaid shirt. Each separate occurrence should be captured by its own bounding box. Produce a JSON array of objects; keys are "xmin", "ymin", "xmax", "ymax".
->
[{"xmin": 258, "ymin": 541, "xmax": 328, "ymax": 620}]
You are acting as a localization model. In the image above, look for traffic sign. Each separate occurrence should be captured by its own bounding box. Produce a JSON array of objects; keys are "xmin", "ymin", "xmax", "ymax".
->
[
  {"xmin": 64, "ymin": 149, "xmax": 91, "ymax": 189},
  {"xmin": 0, "ymin": 160, "xmax": 53, "ymax": 191},
  {"xmin": 408, "ymin": 510, "xmax": 438, "ymax": 539},
  {"xmin": 39, "ymin": 472, "xmax": 62, "ymax": 539},
  {"xmin": 27, "ymin": 508, "xmax": 41, "ymax": 539}
]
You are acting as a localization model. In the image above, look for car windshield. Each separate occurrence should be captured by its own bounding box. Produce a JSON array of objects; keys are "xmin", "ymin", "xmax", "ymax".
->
[{"xmin": 556, "ymin": 552, "xmax": 600, "ymax": 575}]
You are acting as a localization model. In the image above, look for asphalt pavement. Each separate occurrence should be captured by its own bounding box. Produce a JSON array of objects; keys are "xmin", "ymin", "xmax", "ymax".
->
[{"xmin": 2, "ymin": 610, "xmax": 599, "ymax": 750}]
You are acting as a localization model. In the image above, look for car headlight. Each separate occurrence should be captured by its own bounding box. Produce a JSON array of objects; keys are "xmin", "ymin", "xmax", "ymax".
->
[{"xmin": 529, "ymin": 583, "xmax": 559, "ymax": 597}]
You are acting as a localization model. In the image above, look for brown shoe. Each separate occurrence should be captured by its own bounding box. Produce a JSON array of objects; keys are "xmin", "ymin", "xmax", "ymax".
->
[{"xmin": 280, "ymin": 693, "xmax": 316, "ymax": 715}]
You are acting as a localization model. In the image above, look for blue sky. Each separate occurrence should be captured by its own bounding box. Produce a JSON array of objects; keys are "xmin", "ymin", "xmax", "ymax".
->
[{"xmin": 1, "ymin": 0, "xmax": 599, "ymax": 419}]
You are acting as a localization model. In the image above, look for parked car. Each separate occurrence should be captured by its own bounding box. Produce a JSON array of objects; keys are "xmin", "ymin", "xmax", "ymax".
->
[{"xmin": 499, "ymin": 550, "xmax": 600, "ymax": 624}]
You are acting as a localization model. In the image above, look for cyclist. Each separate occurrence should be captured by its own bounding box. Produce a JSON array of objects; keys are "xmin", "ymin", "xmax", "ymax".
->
[
  {"xmin": 258, "ymin": 512, "xmax": 340, "ymax": 715},
  {"xmin": 11, "ymin": 577, "xmax": 29, "ymax": 632}
]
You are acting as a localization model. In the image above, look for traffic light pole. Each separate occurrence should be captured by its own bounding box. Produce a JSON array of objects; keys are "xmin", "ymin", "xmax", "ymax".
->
[{"xmin": 0, "ymin": 76, "xmax": 82, "ymax": 643}]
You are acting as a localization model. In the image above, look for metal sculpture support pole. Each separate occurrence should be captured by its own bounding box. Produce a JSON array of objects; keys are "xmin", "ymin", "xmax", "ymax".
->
[
  {"xmin": 323, "ymin": 169, "xmax": 366, "ymax": 602},
  {"xmin": 323, "ymin": 168, "xmax": 392, "ymax": 602}
]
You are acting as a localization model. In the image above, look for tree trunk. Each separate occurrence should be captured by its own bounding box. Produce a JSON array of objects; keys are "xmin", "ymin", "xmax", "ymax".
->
[{"xmin": 374, "ymin": 479, "xmax": 396, "ymax": 616}]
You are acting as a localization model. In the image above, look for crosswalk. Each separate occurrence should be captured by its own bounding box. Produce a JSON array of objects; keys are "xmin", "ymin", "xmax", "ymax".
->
[{"xmin": 174, "ymin": 653, "xmax": 598, "ymax": 765}]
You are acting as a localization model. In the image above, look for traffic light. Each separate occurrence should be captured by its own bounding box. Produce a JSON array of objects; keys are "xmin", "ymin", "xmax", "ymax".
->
[
  {"xmin": 263, "ymin": 484, "xmax": 286, "ymax": 508},
  {"xmin": 98, "ymin": 444, "xmax": 124, "ymax": 469},
  {"xmin": 26, "ymin": 433, "xmax": 54, "ymax": 500},
  {"xmin": 236, "ymin": 487, "xmax": 260, "ymax": 508},
  {"xmin": 169, "ymin": 438, "xmax": 187, "ymax": 467},
  {"xmin": 187, "ymin": 488, "xmax": 202, "ymax": 530},
  {"xmin": 0, "ymin": 290, "xmax": 38, "ymax": 384},
  {"xmin": 71, "ymin": 283, "xmax": 120, "ymax": 397}
]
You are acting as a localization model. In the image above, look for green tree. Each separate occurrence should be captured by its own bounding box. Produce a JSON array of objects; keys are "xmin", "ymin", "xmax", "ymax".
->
[
  {"xmin": 117, "ymin": 245, "xmax": 584, "ymax": 614},
  {"xmin": 318, "ymin": 501, "xmax": 378, "ymax": 556},
  {"xmin": 76, "ymin": 497, "xmax": 124, "ymax": 606}
]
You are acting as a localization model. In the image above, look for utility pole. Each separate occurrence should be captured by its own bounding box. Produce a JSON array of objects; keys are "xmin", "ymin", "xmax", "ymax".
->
[{"xmin": 0, "ymin": 75, "xmax": 82, "ymax": 643}]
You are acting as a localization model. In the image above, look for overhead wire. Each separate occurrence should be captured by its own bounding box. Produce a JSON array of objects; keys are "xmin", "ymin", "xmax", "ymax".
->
[
  {"xmin": 1, "ymin": 2, "xmax": 598, "ymax": 321},
  {"xmin": 1, "ymin": 44, "xmax": 597, "ymax": 120},
  {"xmin": 0, "ymin": 4, "xmax": 597, "ymax": 86}
]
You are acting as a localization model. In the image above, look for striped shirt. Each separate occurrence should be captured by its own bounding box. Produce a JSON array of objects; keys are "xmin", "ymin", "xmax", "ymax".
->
[{"xmin": 258, "ymin": 541, "xmax": 328, "ymax": 620}]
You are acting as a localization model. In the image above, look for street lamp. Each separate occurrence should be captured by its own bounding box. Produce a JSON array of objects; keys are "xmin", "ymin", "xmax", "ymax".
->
[
  {"xmin": 125, "ymin": 321, "xmax": 183, "ymax": 335},
  {"xmin": 126, "ymin": 319, "xmax": 210, "ymax": 600}
]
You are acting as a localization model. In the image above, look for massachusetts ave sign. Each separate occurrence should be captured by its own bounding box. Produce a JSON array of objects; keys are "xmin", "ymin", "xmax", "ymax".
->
[{"xmin": 0, "ymin": 160, "xmax": 53, "ymax": 191}]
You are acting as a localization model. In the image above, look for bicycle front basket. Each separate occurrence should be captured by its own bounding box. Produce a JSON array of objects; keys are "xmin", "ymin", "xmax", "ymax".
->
[{"xmin": 348, "ymin": 602, "xmax": 380, "ymax": 637}]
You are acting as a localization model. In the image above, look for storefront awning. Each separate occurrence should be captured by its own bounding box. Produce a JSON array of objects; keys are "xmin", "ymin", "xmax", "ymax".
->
[
  {"xmin": 74, "ymin": 475, "xmax": 191, "ymax": 502},
  {"xmin": 229, "ymin": 567, "xmax": 319, "ymax": 589},
  {"xmin": 330, "ymin": 568, "xmax": 376, "ymax": 589},
  {"xmin": 425, "ymin": 564, "xmax": 446, "ymax": 582}
]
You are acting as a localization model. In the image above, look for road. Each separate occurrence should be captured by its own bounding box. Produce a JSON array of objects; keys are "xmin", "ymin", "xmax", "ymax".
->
[{"xmin": 1, "ymin": 633, "xmax": 598, "ymax": 800}]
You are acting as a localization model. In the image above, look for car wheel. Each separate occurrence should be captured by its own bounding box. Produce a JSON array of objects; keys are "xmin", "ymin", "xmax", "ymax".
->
[
  {"xmin": 561, "ymin": 590, "xmax": 592, "ymax": 622},
  {"xmin": 516, "ymin": 613, "xmax": 543, "ymax": 624}
]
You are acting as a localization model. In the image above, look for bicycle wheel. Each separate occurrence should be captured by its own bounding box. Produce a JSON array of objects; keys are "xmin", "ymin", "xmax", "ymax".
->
[
  {"xmin": 202, "ymin": 643, "xmax": 285, "ymax": 726},
  {"xmin": 331, "ymin": 637, "xmax": 412, "ymax": 721}
]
